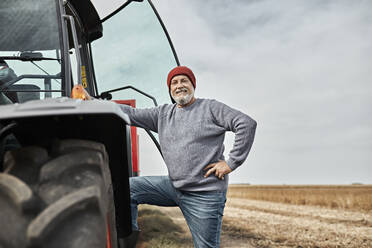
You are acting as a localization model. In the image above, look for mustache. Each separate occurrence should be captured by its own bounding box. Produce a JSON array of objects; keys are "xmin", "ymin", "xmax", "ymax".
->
[{"xmin": 175, "ymin": 88, "xmax": 188, "ymax": 93}]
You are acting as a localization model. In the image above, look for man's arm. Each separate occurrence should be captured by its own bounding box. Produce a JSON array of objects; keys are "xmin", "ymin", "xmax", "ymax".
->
[
  {"xmin": 119, "ymin": 104, "xmax": 160, "ymax": 132},
  {"xmin": 206, "ymin": 100, "xmax": 257, "ymax": 176}
]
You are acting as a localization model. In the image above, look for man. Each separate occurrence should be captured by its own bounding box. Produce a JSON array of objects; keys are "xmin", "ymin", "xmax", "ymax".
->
[{"xmin": 119, "ymin": 66, "xmax": 257, "ymax": 248}]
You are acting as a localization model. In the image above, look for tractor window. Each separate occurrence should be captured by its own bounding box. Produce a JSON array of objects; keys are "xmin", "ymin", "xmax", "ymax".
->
[
  {"xmin": 0, "ymin": 0, "xmax": 63, "ymax": 103},
  {"xmin": 91, "ymin": 1, "xmax": 177, "ymax": 108}
]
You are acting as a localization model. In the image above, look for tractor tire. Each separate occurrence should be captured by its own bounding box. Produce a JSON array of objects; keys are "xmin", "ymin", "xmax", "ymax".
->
[{"xmin": 0, "ymin": 139, "xmax": 118, "ymax": 248}]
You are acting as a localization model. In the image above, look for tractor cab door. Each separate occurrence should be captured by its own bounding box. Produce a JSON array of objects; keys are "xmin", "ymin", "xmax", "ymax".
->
[
  {"xmin": 90, "ymin": 0, "xmax": 179, "ymax": 175},
  {"xmin": 90, "ymin": 0, "xmax": 179, "ymax": 107}
]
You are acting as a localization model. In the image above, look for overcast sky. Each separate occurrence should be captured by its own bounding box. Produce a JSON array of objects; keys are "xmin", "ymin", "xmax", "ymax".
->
[{"xmin": 95, "ymin": 0, "xmax": 372, "ymax": 184}]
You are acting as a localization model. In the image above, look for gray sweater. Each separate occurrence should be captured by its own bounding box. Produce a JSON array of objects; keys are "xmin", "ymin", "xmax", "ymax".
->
[{"xmin": 119, "ymin": 98, "xmax": 257, "ymax": 192}]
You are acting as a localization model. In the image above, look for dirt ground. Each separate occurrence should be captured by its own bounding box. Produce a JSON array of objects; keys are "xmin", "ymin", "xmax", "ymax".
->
[{"xmin": 136, "ymin": 197, "xmax": 372, "ymax": 248}]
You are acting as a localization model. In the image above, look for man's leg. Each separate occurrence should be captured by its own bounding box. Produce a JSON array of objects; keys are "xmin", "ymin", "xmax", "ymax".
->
[
  {"xmin": 130, "ymin": 176, "xmax": 178, "ymax": 230},
  {"xmin": 179, "ymin": 191, "xmax": 226, "ymax": 248}
]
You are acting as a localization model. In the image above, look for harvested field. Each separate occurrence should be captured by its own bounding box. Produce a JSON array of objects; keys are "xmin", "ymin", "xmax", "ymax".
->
[
  {"xmin": 228, "ymin": 184, "xmax": 372, "ymax": 211},
  {"xmin": 136, "ymin": 185, "xmax": 372, "ymax": 248}
]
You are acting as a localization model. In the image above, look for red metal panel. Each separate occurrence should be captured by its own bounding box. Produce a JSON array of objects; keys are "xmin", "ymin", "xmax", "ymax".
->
[
  {"xmin": 106, "ymin": 214, "xmax": 112, "ymax": 248},
  {"xmin": 113, "ymin": 100, "xmax": 139, "ymax": 176},
  {"xmin": 114, "ymin": 99, "xmax": 136, "ymax": 107},
  {"xmin": 130, "ymin": 125, "xmax": 139, "ymax": 175}
]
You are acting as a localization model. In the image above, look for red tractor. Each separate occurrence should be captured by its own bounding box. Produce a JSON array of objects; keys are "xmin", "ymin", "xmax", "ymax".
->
[{"xmin": 0, "ymin": 0, "xmax": 179, "ymax": 247}]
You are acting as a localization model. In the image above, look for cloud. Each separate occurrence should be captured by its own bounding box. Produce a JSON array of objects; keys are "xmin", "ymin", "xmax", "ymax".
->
[
  {"xmin": 91, "ymin": 0, "xmax": 372, "ymax": 184},
  {"xmin": 153, "ymin": 0, "xmax": 372, "ymax": 183}
]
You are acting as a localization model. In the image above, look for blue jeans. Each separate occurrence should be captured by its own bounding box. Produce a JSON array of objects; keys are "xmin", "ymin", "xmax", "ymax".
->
[{"xmin": 130, "ymin": 176, "xmax": 226, "ymax": 248}]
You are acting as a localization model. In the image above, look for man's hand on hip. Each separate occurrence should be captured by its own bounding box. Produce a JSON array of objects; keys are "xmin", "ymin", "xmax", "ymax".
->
[{"xmin": 204, "ymin": 160, "xmax": 232, "ymax": 180}]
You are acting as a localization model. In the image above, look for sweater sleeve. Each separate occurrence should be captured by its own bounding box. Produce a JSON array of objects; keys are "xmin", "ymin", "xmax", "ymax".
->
[
  {"xmin": 210, "ymin": 100, "xmax": 257, "ymax": 171},
  {"xmin": 119, "ymin": 104, "xmax": 160, "ymax": 132}
]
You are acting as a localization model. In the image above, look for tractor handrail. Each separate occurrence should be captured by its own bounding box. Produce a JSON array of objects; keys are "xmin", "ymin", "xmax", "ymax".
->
[
  {"xmin": 99, "ymin": 85, "xmax": 158, "ymax": 107},
  {"xmin": 99, "ymin": 85, "xmax": 163, "ymax": 158}
]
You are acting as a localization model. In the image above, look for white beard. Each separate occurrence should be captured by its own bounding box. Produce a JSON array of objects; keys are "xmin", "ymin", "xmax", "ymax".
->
[{"xmin": 172, "ymin": 87, "xmax": 195, "ymax": 106}]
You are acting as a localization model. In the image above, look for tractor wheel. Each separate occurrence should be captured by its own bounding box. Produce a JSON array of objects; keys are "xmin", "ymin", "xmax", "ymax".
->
[{"xmin": 0, "ymin": 139, "xmax": 118, "ymax": 248}]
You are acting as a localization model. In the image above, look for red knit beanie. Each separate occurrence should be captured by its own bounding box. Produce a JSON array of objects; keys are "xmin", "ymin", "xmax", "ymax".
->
[{"xmin": 167, "ymin": 66, "xmax": 196, "ymax": 89}]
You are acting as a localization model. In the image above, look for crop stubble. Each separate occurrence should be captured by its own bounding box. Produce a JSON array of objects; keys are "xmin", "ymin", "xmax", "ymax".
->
[
  {"xmin": 227, "ymin": 184, "xmax": 372, "ymax": 211},
  {"xmin": 136, "ymin": 185, "xmax": 372, "ymax": 247},
  {"xmin": 223, "ymin": 185, "xmax": 372, "ymax": 247}
]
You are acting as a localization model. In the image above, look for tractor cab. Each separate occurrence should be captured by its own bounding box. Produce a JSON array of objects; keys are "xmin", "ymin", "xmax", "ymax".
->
[{"xmin": 0, "ymin": 0, "xmax": 179, "ymax": 247}]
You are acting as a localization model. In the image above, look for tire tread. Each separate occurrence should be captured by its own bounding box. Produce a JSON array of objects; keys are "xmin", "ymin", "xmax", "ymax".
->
[{"xmin": 0, "ymin": 139, "xmax": 117, "ymax": 248}]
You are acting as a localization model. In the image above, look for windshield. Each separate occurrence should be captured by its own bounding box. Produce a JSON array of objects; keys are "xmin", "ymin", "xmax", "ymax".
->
[
  {"xmin": 91, "ymin": 0, "xmax": 177, "ymax": 108},
  {"xmin": 0, "ymin": 0, "xmax": 63, "ymax": 104}
]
